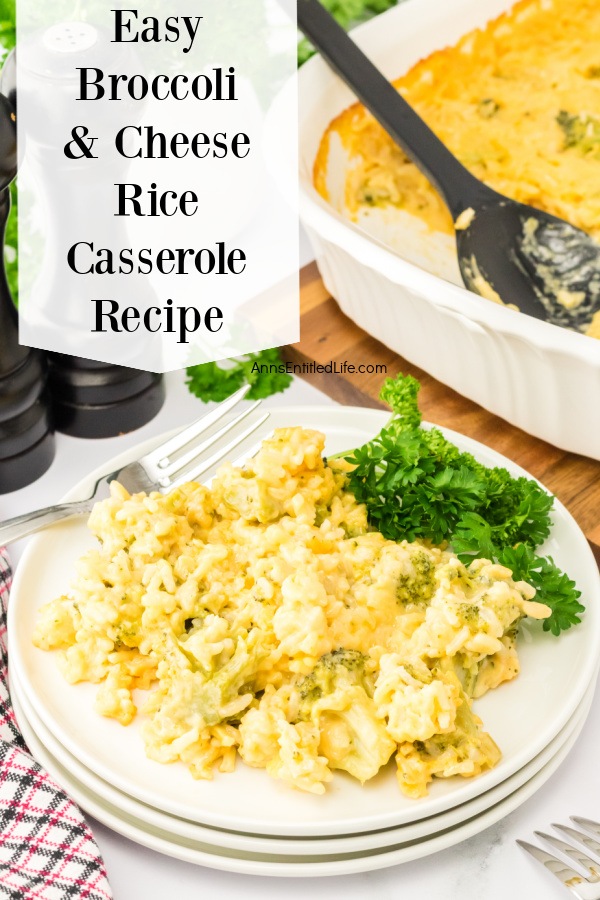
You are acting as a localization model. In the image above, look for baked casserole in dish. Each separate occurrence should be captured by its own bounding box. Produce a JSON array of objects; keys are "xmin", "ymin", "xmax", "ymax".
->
[{"xmin": 293, "ymin": 0, "xmax": 600, "ymax": 458}]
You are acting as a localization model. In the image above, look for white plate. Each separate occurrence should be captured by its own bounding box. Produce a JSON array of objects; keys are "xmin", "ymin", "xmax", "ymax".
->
[
  {"xmin": 8, "ymin": 407, "xmax": 600, "ymax": 836},
  {"xmin": 12, "ymin": 682, "xmax": 591, "ymax": 877},
  {"xmin": 10, "ymin": 668, "xmax": 596, "ymax": 858}
]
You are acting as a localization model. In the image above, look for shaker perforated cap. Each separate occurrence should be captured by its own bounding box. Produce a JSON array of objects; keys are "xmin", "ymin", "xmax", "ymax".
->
[
  {"xmin": 42, "ymin": 22, "xmax": 98, "ymax": 54},
  {"xmin": 18, "ymin": 17, "xmax": 130, "ymax": 81}
]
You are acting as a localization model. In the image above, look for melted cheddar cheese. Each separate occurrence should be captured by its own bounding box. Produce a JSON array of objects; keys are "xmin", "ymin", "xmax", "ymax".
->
[{"xmin": 314, "ymin": 0, "xmax": 600, "ymax": 334}]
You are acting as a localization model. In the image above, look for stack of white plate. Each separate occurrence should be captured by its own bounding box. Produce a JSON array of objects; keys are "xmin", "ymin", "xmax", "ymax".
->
[{"xmin": 8, "ymin": 407, "xmax": 600, "ymax": 877}]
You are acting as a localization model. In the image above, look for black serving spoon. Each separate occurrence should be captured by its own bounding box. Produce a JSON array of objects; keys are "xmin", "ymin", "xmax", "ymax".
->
[{"xmin": 298, "ymin": 0, "xmax": 600, "ymax": 333}]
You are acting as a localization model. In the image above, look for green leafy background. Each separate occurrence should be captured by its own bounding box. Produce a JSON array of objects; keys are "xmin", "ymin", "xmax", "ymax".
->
[
  {"xmin": 0, "ymin": 0, "xmax": 15, "ymax": 302},
  {"xmin": 297, "ymin": 0, "xmax": 397, "ymax": 63}
]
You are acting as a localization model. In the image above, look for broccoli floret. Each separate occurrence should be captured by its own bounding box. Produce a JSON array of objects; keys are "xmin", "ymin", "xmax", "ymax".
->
[
  {"xmin": 395, "ymin": 679, "xmax": 501, "ymax": 797},
  {"xmin": 298, "ymin": 649, "xmax": 373, "ymax": 705},
  {"xmin": 557, "ymin": 110, "xmax": 600, "ymax": 158},
  {"xmin": 396, "ymin": 549, "xmax": 436, "ymax": 607},
  {"xmin": 477, "ymin": 98, "xmax": 500, "ymax": 119},
  {"xmin": 297, "ymin": 650, "xmax": 395, "ymax": 783},
  {"xmin": 176, "ymin": 630, "xmax": 267, "ymax": 726}
]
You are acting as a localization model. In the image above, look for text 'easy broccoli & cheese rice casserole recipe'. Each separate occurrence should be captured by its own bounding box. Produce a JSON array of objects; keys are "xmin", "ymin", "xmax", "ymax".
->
[{"xmin": 32, "ymin": 426, "xmax": 553, "ymax": 799}]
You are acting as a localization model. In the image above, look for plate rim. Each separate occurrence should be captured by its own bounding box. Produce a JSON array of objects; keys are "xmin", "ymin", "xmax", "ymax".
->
[
  {"xmin": 12, "ymin": 680, "xmax": 591, "ymax": 877},
  {"xmin": 10, "ymin": 667, "xmax": 596, "ymax": 856}
]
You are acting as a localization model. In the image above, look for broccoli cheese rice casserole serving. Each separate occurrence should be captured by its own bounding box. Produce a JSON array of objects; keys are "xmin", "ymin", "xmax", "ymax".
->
[
  {"xmin": 313, "ymin": 0, "xmax": 600, "ymax": 338},
  {"xmin": 33, "ymin": 427, "xmax": 552, "ymax": 798}
]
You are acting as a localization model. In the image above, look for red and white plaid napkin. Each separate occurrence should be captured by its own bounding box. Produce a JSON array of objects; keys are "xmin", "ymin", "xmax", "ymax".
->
[{"xmin": 0, "ymin": 548, "xmax": 113, "ymax": 900}]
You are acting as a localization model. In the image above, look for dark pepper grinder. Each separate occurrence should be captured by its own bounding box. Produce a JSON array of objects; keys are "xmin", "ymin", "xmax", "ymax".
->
[
  {"xmin": 4, "ymin": 38, "xmax": 165, "ymax": 440},
  {"xmin": 46, "ymin": 354, "xmax": 165, "ymax": 439},
  {"xmin": 0, "ymin": 93, "xmax": 55, "ymax": 493}
]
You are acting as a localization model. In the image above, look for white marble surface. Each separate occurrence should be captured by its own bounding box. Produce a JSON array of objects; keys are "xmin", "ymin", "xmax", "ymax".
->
[{"xmin": 3, "ymin": 371, "xmax": 599, "ymax": 900}]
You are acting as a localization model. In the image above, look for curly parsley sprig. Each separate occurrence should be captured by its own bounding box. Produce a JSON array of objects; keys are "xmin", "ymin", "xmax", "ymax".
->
[
  {"xmin": 185, "ymin": 348, "xmax": 292, "ymax": 403},
  {"xmin": 341, "ymin": 374, "xmax": 584, "ymax": 635}
]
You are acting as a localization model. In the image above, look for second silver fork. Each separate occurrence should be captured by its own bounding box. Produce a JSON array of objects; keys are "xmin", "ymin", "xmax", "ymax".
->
[
  {"xmin": 518, "ymin": 818, "xmax": 600, "ymax": 899},
  {"xmin": 0, "ymin": 385, "xmax": 269, "ymax": 545}
]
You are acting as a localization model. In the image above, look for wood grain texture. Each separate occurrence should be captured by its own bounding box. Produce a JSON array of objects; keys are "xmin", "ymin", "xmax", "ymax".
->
[{"xmin": 285, "ymin": 263, "xmax": 600, "ymax": 546}]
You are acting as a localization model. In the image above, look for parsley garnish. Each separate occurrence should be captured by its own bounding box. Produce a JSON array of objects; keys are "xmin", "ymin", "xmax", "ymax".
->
[
  {"xmin": 341, "ymin": 374, "xmax": 584, "ymax": 635},
  {"xmin": 185, "ymin": 348, "xmax": 292, "ymax": 403},
  {"xmin": 497, "ymin": 544, "xmax": 583, "ymax": 636}
]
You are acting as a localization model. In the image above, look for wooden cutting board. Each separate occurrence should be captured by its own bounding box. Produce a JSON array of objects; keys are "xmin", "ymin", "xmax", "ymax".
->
[{"xmin": 284, "ymin": 263, "xmax": 600, "ymax": 552}]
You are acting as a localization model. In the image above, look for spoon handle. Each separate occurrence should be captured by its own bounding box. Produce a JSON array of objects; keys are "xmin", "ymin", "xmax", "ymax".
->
[{"xmin": 298, "ymin": 0, "xmax": 495, "ymax": 219}]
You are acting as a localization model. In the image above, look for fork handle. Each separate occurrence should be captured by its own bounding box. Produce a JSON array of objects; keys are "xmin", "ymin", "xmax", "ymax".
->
[{"xmin": 0, "ymin": 499, "xmax": 94, "ymax": 545}]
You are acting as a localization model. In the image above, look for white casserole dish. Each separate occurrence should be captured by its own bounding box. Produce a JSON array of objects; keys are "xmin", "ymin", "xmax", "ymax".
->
[{"xmin": 294, "ymin": 0, "xmax": 600, "ymax": 460}]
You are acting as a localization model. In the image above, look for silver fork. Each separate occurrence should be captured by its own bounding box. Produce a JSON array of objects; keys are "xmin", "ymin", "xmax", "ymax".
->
[
  {"xmin": 0, "ymin": 385, "xmax": 269, "ymax": 545},
  {"xmin": 518, "ymin": 818, "xmax": 600, "ymax": 898}
]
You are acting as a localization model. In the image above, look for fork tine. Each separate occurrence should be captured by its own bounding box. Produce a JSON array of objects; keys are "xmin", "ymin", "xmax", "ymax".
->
[
  {"xmin": 555, "ymin": 824, "xmax": 600, "ymax": 868},
  {"xmin": 142, "ymin": 384, "xmax": 252, "ymax": 468},
  {"xmin": 166, "ymin": 411, "xmax": 271, "ymax": 489},
  {"xmin": 536, "ymin": 831, "xmax": 600, "ymax": 880},
  {"xmin": 156, "ymin": 400, "xmax": 263, "ymax": 478},
  {"xmin": 517, "ymin": 839, "xmax": 587, "ymax": 889},
  {"xmin": 573, "ymin": 819, "xmax": 600, "ymax": 840}
]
